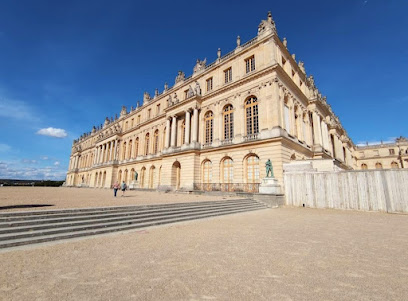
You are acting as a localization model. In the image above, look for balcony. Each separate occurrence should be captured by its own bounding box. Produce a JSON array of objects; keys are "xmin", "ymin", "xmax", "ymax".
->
[
  {"xmin": 244, "ymin": 133, "xmax": 259, "ymax": 142},
  {"xmin": 221, "ymin": 138, "xmax": 233, "ymax": 146}
]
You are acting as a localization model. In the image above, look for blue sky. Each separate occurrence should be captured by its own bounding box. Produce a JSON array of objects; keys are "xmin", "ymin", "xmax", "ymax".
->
[{"xmin": 0, "ymin": 0, "xmax": 407, "ymax": 180}]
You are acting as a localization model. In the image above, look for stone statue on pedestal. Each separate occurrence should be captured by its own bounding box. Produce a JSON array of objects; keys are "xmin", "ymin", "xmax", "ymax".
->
[
  {"xmin": 266, "ymin": 159, "xmax": 274, "ymax": 178},
  {"xmin": 134, "ymin": 171, "xmax": 138, "ymax": 181}
]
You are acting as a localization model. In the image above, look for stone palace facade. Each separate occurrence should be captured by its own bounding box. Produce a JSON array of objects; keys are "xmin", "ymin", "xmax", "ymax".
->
[{"xmin": 65, "ymin": 12, "xmax": 405, "ymax": 192}]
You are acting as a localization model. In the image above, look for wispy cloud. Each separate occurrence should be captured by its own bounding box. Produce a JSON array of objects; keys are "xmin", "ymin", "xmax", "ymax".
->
[
  {"xmin": 0, "ymin": 96, "xmax": 38, "ymax": 122},
  {"xmin": 356, "ymin": 137, "xmax": 396, "ymax": 147},
  {"xmin": 0, "ymin": 143, "xmax": 11, "ymax": 153},
  {"xmin": 36, "ymin": 127, "xmax": 68, "ymax": 138},
  {"xmin": 54, "ymin": 161, "xmax": 60, "ymax": 166},
  {"xmin": 21, "ymin": 159, "xmax": 38, "ymax": 164},
  {"xmin": 0, "ymin": 160, "xmax": 67, "ymax": 180}
]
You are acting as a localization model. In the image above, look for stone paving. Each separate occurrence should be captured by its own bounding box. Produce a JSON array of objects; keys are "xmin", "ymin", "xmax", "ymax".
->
[{"xmin": 0, "ymin": 189, "xmax": 407, "ymax": 300}]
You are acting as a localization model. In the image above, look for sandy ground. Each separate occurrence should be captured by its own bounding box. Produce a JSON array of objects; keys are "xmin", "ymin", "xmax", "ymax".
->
[
  {"xmin": 0, "ymin": 188, "xmax": 408, "ymax": 300},
  {"xmin": 0, "ymin": 187, "xmax": 242, "ymax": 211}
]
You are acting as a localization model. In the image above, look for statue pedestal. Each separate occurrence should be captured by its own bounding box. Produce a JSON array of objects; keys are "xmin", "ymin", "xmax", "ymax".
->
[
  {"xmin": 129, "ymin": 181, "xmax": 139, "ymax": 190},
  {"xmin": 259, "ymin": 177, "xmax": 281, "ymax": 194}
]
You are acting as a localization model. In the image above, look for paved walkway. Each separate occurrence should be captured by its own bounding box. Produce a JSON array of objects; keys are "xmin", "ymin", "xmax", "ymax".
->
[{"xmin": 1, "ymin": 206, "xmax": 407, "ymax": 300}]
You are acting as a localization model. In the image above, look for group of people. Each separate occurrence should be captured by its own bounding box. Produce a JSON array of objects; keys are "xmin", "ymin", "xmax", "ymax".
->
[{"xmin": 112, "ymin": 181, "xmax": 127, "ymax": 197}]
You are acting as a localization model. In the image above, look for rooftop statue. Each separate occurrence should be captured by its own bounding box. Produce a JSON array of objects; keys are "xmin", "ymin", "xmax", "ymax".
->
[
  {"xmin": 193, "ymin": 59, "xmax": 206, "ymax": 73},
  {"xmin": 175, "ymin": 71, "xmax": 185, "ymax": 84},
  {"xmin": 143, "ymin": 92, "xmax": 151, "ymax": 103}
]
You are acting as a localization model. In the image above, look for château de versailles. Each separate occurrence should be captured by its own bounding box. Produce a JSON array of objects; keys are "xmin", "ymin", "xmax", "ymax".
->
[{"xmin": 66, "ymin": 12, "xmax": 408, "ymax": 191}]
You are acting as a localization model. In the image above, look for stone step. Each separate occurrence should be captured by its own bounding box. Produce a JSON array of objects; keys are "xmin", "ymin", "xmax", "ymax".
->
[
  {"xmin": 0, "ymin": 206, "xmax": 266, "ymax": 249},
  {"xmin": 0, "ymin": 200, "xmax": 256, "ymax": 226},
  {"xmin": 0, "ymin": 203, "xmax": 263, "ymax": 235},
  {"xmin": 0, "ymin": 199, "xmax": 251, "ymax": 220}
]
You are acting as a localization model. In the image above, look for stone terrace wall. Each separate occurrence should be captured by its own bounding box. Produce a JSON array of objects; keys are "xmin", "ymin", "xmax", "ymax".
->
[{"xmin": 284, "ymin": 169, "xmax": 408, "ymax": 213}]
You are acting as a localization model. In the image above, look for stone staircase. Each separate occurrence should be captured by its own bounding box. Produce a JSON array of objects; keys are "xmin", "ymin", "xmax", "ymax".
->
[{"xmin": 0, "ymin": 199, "xmax": 267, "ymax": 249}]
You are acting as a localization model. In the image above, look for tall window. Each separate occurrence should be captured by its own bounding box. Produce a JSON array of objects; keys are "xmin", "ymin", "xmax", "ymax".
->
[
  {"xmin": 224, "ymin": 67, "xmax": 232, "ymax": 83},
  {"xmin": 153, "ymin": 130, "xmax": 159, "ymax": 154},
  {"xmin": 223, "ymin": 105, "xmax": 234, "ymax": 140},
  {"xmin": 156, "ymin": 104, "xmax": 161, "ymax": 115},
  {"xmin": 137, "ymin": 115, "xmax": 141, "ymax": 124},
  {"xmin": 147, "ymin": 109, "xmax": 151, "ymax": 119},
  {"xmin": 246, "ymin": 155, "xmax": 260, "ymax": 183},
  {"xmin": 361, "ymin": 163, "xmax": 368, "ymax": 170},
  {"xmin": 128, "ymin": 140, "xmax": 133, "ymax": 159},
  {"xmin": 245, "ymin": 96, "xmax": 259, "ymax": 135},
  {"xmin": 389, "ymin": 149, "xmax": 395, "ymax": 155},
  {"xmin": 206, "ymin": 77, "xmax": 213, "ymax": 92},
  {"xmin": 122, "ymin": 142, "xmax": 127, "ymax": 160},
  {"xmin": 163, "ymin": 127, "xmax": 166, "ymax": 150},
  {"xmin": 144, "ymin": 133, "xmax": 150, "ymax": 155},
  {"xmin": 204, "ymin": 111, "xmax": 214, "ymax": 144},
  {"xmin": 131, "ymin": 118, "xmax": 134, "ymax": 128},
  {"xmin": 222, "ymin": 158, "xmax": 233, "ymax": 183},
  {"xmin": 134, "ymin": 138, "xmax": 139, "ymax": 157},
  {"xmin": 202, "ymin": 160, "xmax": 212, "ymax": 183},
  {"xmin": 245, "ymin": 55, "xmax": 255, "ymax": 73},
  {"xmin": 181, "ymin": 120, "xmax": 186, "ymax": 145}
]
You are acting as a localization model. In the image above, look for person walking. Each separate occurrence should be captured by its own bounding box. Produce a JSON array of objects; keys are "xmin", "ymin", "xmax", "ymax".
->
[
  {"xmin": 121, "ymin": 181, "xmax": 127, "ymax": 197},
  {"xmin": 113, "ymin": 181, "xmax": 120, "ymax": 197}
]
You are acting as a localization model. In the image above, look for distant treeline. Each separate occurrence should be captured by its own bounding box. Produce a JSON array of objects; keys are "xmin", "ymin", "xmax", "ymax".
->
[{"xmin": 0, "ymin": 179, "xmax": 64, "ymax": 187}]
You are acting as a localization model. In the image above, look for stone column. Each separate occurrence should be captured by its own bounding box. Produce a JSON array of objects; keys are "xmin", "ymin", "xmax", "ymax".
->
[
  {"xmin": 192, "ymin": 108, "xmax": 198, "ymax": 142},
  {"xmin": 109, "ymin": 141, "xmax": 113, "ymax": 161},
  {"xmin": 312, "ymin": 112, "xmax": 322, "ymax": 146},
  {"xmin": 185, "ymin": 110, "xmax": 191, "ymax": 145},
  {"xmin": 99, "ymin": 145, "xmax": 103, "ymax": 163},
  {"xmin": 113, "ymin": 140, "xmax": 117, "ymax": 160},
  {"xmin": 165, "ymin": 118, "xmax": 171, "ymax": 148},
  {"xmin": 171, "ymin": 115, "xmax": 177, "ymax": 147}
]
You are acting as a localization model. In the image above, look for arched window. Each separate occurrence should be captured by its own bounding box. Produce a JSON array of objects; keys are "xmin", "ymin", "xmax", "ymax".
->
[
  {"xmin": 144, "ymin": 133, "xmax": 150, "ymax": 155},
  {"xmin": 223, "ymin": 105, "xmax": 234, "ymax": 140},
  {"xmin": 140, "ymin": 167, "xmax": 146, "ymax": 188},
  {"xmin": 245, "ymin": 96, "xmax": 259, "ymax": 136},
  {"xmin": 222, "ymin": 157, "xmax": 233, "ymax": 183},
  {"xmin": 149, "ymin": 166, "xmax": 156, "ymax": 188},
  {"xmin": 122, "ymin": 142, "xmax": 127, "ymax": 160},
  {"xmin": 246, "ymin": 155, "xmax": 260, "ymax": 183},
  {"xmin": 375, "ymin": 162, "xmax": 383, "ymax": 169},
  {"xmin": 134, "ymin": 138, "xmax": 139, "ymax": 158},
  {"xmin": 202, "ymin": 160, "xmax": 212, "ymax": 183},
  {"xmin": 391, "ymin": 162, "xmax": 399, "ymax": 169},
  {"xmin": 128, "ymin": 139, "xmax": 133, "ymax": 159},
  {"xmin": 361, "ymin": 163, "xmax": 368, "ymax": 170},
  {"xmin": 118, "ymin": 170, "xmax": 122, "ymax": 183},
  {"xmin": 153, "ymin": 130, "xmax": 159, "ymax": 154},
  {"xmin": 205, "ymin": 111, "xmax": 213, "ymax": 144}
]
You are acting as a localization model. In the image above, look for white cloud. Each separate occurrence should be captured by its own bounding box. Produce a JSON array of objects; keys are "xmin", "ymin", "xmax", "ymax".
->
[
  {"xmin": 36, "ymin": 127, "xmax": 67, "ymax": 138},
  {"xmin": 41, "ymin": 156, "xmax": 49, "ymax": 160},
  {"xmin": 54, "ymin": 161, "xmax": 60, "ymax": 166},
  {"xmin": 0, "ymin": 143, "xmax": 11, "ymax": 152}
]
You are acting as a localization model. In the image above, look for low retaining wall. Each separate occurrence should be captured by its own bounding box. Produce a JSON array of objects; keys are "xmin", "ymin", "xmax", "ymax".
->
[{"xmin": 284, "ymin": 169, "xmax": 408, "ymax": 213}]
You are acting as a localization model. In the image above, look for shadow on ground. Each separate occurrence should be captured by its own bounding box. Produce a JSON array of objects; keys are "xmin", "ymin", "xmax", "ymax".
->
[{"xmin": 0, "ymin": 204, "xmax": 54, "ymax": 210}]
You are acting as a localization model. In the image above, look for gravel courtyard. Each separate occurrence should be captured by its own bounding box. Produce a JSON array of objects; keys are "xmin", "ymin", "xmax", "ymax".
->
[{"xmin": 0, "ymin": 187, "xmax": 407, "ymax": 300}]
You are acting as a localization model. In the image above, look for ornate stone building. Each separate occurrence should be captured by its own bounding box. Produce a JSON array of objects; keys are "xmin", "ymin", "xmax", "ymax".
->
[
  {"xmin": 354, "ymin": 137, "xmax": 408, "ymax": 170},
  {"xmin": 66, "ymin": 12, "xmax": 360, "ymax": 192}
]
